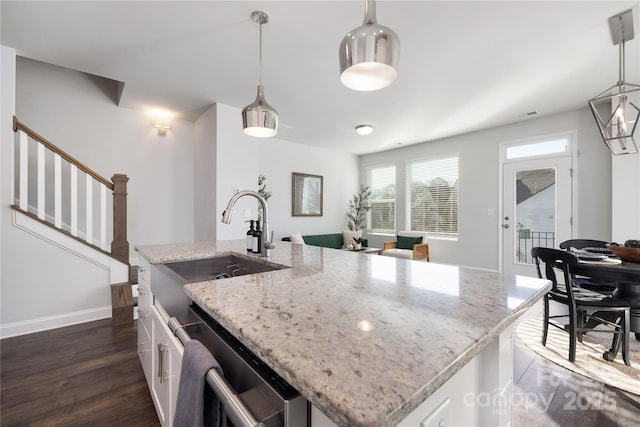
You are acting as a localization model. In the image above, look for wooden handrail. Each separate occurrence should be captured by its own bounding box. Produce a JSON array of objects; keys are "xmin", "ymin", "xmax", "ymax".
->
[
  {"xmin": 12, "ymin": 116, "xmax": 129, "ymax": 266},
  {"xmin": 13, "ymin": 116, "xmax": 113, "ymax": 189}
]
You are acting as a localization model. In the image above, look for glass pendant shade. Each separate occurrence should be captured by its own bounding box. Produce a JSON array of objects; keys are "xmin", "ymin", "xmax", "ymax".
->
[
  {"xmin": 339, "ymin": 0, "xmax": 400, "ymax": 91},
  {"xmin": 242, "ymin": 85, "xmax": 278, "ymax": 138}
]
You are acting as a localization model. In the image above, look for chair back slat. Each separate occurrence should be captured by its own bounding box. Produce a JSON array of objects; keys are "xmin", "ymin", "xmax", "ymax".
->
[
  {"xmin": 559, "ymin": 239, "xmax": 609, "ymax": 250},
  {"xmin": 531, "ymin": 246, "xmax": 579, "ymax": 300}
]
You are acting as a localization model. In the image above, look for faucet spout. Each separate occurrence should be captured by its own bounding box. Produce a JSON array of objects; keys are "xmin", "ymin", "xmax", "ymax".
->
[{"xmin": 221, "ymin": 190, "xmax": 273, "ymax": 257}]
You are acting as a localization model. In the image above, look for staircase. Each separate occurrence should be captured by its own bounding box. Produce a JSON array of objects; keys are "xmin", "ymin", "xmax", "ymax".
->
[{"xmin": 10, "ymin": 116, "xmax": 133, "ymax": 328}]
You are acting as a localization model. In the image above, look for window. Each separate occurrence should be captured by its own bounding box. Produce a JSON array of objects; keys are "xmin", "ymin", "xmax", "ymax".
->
[
  {"xmin": 368, "ymin": 165, "xmax": 395, "ymax": 234},
  {"xmin": 406, "ymin": 156, "xmax": 458, "ymax": 237},
  {"xmin": 505, "ymin": 138, "xmax": 569, "ymax": 160}
]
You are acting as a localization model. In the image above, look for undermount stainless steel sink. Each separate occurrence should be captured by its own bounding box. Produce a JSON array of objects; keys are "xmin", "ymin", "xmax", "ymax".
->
[{"xmin": 163, "ymin": 253, "xmax": 289, "ymax": 283}]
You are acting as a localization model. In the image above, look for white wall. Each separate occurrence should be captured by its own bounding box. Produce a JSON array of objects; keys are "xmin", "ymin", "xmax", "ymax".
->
[
  {"xmin": 14, "ymin": 57, "xmax": 196, "ymax": 250},
  {"xmin": 194, "ymin": 104, "xmax": 218, "ymax": 241},
  {"xmin": 0, "ymin": 47, "xmax": 16, "ymax": 332},
  {"xmin": 1, "ymin": 54, "xmax": 360, "ymax": 334},
  {"xmin": 361, "ymin": 108, "xmax": 611, "ymax": 270},
  {"xmin": 202, "ymin": 103, "xmax": 359, "ymax": 242},
  {"xmin": 1, "ymin": 49, "xmax": 108, "ymax": 334},
  {"xmin": 611, "ymin": 30, "xmax": 640, "ymax": 244},
  {"xmin": 612, "ymin": 154, "xmax": 640, "ymax": 243},
  {"xmin": 1, "ymin": 56, "xmax": 196, "ymax": 333}
]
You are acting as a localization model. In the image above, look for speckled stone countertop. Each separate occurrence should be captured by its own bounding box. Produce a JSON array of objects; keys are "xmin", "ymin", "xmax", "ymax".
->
[{"xmin": 136, "ymin": 240, "xmax": 551, "ymax": 427}]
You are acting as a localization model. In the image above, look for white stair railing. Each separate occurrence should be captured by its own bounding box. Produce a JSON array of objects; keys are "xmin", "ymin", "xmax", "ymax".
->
[{"xmin": 12, "ymin": 116, "xmax": 129, "ymax": 263}]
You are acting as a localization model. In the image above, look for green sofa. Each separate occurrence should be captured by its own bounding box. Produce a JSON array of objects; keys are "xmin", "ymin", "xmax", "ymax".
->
[{"xmin": 282, "ymin": 233, "xmax": 368, "ymax": 249}]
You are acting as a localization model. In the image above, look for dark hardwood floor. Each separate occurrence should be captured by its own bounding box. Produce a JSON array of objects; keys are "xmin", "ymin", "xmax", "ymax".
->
[
  {"xmin": 1, "ymin": 309, "xmax": 638, "ymax": 426},
  {"xmin": 1, "ymin": 319, "xmax": 159, "ymax": 427}
]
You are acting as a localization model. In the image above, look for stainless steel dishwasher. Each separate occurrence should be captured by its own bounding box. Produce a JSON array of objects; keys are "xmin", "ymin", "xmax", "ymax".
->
[{"xmin": 169, "ymin": 303, "xmax": 308, "ymax": 427}]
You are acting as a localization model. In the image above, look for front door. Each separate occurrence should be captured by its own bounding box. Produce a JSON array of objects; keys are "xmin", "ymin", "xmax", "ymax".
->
[{"xmin": 502, "ymin": 156, "xmax": 572, "ymax": 277}]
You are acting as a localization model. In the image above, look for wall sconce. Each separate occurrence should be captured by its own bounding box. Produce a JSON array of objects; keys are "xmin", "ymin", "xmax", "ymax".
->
[{"xmin": 154, "ymin": 115, "xmax": 171, "ymax": 136}]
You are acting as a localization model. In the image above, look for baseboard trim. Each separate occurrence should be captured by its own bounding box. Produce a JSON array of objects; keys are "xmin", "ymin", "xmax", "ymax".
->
[{"xmin": 0, "ymin": 306, "xmax": 112, "ymax": 339}]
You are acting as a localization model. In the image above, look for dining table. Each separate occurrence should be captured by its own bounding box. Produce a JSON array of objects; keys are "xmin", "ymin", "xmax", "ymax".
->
[{"xmin": 572, "ymin": 258, "xmax": 640, "ymax": 352}]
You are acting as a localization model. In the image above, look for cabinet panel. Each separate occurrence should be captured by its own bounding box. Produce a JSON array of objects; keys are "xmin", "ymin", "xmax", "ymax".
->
[
  {"xmin": 152, "ymin": 308, "xmax": 170, "ymax": 426},
  {"xmin": 167, "ymin": 344, "xmax": 183, "ymax": 425},
  {"xmin": 151, "ymin": 305, "xmax": 183, "ymax": 427},
  {"xmin": 138, "ymin": 259, "xmax": 151, "ymax": 285},
  {"xmin": 138, "ymin": 281, "xmax": 152, "ymax": 333},
  {"xmin": 137, "ymin": 315, "xmax": 152, "ymax": 384}
]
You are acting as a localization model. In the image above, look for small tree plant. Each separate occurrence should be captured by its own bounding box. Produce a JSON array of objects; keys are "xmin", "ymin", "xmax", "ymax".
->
[
  {"xmin": 346, "ymin": 184, "xmax": 372, "ymax": 231},
  {"xmin": 257, "ymin": 174, "xmax": 271, "ymax": 222}
]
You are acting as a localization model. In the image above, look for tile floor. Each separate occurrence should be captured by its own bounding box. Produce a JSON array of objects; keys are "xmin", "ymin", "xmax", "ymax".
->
[{"xmin": 512, "ymin": 302, "xmax": 640, "ymax": 427}]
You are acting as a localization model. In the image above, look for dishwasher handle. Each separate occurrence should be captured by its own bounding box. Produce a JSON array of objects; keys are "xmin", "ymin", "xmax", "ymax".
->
[{"xmin": 168, "ymin": 317, "xmax": 265, "ymax": 427}]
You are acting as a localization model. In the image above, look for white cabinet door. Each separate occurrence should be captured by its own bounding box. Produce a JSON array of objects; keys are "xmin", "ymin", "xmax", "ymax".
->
[
  {"xmin": 137, "ymin": 258, "xmax": 184, "ymax": 427},
  {"xmin": 137, "ymin": 269, "xmax": 153, "ymax": 384},
  {"xmin": 311, "ymin": 405, "xmax": 338, "ymax": 427},
  {"xmin": 151, "ymin": 308, "xmax": 170, "ymax": 426},
  {"xmin": 137, "ymin": 316, "xmax": 153, "ymax": 384},
  {"xmin": 138, "ymin": 281, "xmax": 152, "ymax": 337},
  {"xmin": 167, "ymin": 343, "xmax": 184, "ymax": 426},
  {"xmin": 151, "ymin": 305, "xmax": 184, "ymax": 427}
]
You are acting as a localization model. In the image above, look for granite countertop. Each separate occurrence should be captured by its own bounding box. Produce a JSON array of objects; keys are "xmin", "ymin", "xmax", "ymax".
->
[{"xmin": 136, "ymin": 240, "xmax": 551, "ymax": 427}]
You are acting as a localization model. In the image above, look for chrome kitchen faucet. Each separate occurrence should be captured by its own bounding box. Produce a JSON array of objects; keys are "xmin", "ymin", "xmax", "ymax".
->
[{"xmin": 221, "ymin": 190, "xmax": 274, "ymax": 257}]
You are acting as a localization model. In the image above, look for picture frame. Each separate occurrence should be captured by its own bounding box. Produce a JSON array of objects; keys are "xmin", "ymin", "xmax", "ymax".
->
[{"xmin": 292, "ymin": 172, "xmax": 323, "ymax": 217}]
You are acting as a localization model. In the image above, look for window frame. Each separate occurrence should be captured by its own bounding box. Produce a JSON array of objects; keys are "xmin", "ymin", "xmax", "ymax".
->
[
  {"xmin": 405, "ymin": 154, "xmax": 459, "ymax": 239},
  {"xmin": 366, "ymin": 164, "xmax": 396, "ymax": 235}
]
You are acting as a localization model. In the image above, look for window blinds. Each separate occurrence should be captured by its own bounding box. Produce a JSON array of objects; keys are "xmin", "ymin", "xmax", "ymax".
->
[{"xmin": 406, "ymin": 156, "xmax": 459, "ymax": 237}]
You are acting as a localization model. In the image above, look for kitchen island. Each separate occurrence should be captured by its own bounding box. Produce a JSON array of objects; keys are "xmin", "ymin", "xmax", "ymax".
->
[{"xmin": 136, "ymin": 240, "xmax": 551, "ymax": 427}]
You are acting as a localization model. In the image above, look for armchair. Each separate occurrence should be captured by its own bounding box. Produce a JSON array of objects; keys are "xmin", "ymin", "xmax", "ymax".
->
[{"xmin": 382, "ymin": 231, "xmax": 429, "ymax": 261}]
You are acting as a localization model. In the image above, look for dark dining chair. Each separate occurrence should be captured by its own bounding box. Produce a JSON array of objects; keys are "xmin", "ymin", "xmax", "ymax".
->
[
  {"xmin": 559, "ymin": 239, "xmax": 610, "ymax": 251},
  {"xmin": 531, "ymin": 247, "xmax": 630, "ymax": 366},
  {"xmin": 559, "ymin": 239, "xmax": 616, "ymax": 293}
]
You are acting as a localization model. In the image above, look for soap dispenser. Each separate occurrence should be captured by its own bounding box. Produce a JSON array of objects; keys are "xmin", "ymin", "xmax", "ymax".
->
[
  {"xmin": 253, "ymin": 220, "xmax": 262, "ymax": 254},
  {"xmin": 246, "ymin": 220, "xmax": 255, "ymax": 252}
]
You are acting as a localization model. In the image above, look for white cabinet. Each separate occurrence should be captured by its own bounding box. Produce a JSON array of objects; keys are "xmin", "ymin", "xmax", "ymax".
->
[
  {"xmin": 138, "ymin": 312, "xmax": 153, "ymax": 384},
  {"xmin": 151, "ymin": 305, "xmax": 183, "ymax": 426},
  {"xmin": 137, "ymin": 259, "xmax": 183, "ymax": 427},
  {"xmin": 309, "ymin": 326, "xmax": 513, "ymax": 427},
  {"xmin": 137, "ymin": 259, "xmax": 153, "ymax": 384},
  {"xmin": 399, "ymin": 325, "xmax": 513, "ymax": 427}
]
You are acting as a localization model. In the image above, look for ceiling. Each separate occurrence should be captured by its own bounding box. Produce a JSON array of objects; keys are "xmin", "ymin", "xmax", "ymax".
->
[{"xmin": 2, "ymin": 1, "xmax": 639, "ymax": 155}]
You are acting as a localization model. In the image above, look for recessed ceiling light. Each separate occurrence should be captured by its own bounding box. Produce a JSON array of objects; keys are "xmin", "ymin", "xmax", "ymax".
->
[{"xmin": 355, "ymin": 124, "xmax": 374, "ymax": 136}]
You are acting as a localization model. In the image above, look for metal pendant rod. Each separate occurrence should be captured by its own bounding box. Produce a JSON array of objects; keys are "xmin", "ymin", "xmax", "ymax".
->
[{"xmin": 618, "ymin": 42, "xmax": 625, "ymax": 87}]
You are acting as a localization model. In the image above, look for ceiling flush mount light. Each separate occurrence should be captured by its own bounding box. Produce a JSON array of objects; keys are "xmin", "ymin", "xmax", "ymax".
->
[
  {"xmin": 339, "ymin": 0, "xmax": 400, "ymax": 91},
  {"xmin": 154, "ymin": 114, "xmax": 171, "ymax": 136},
  {"xmin": 588, "ymin": 9, "xmax": 639, "ymax": 155},
  {"xmin": 242, "ymin": 11, "xmax": 278, "ymax": 138},
  {"xmin": 355, "ymin": 124, "xmax": 374, "ymax": 136}
]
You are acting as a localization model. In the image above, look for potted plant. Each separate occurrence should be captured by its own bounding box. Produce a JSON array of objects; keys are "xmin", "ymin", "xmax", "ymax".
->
[
  {"xmin": 346, "ymin": 184, "xmax": 372, "ymax": 232},
  {"xmin": 257, "ymin": 174, "xmax": 271, "ymax": 223}
]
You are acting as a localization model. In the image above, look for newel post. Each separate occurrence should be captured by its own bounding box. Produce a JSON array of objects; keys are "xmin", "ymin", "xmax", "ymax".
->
[{"xmin": 111, "ymin": 174, "xmax": 130, "ymax": 264}]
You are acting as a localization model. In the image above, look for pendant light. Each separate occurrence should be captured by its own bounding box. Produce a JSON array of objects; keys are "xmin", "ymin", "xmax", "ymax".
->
[
  {"xmin": 242, "ymin": 11, "xmax": 278, "ymax": 137},
  {"xmin": 339, "ymin": 0, "xmax": 400, "ymax": 91},
  {"xmin": 588, "ymin": 9, "xmax": 639, "ymax": 155}
]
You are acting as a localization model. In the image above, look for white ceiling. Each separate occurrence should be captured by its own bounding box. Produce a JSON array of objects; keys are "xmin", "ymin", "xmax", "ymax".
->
[{"xmin": 2, "ymin": 1, "xmax": 639, "ymax": 155}]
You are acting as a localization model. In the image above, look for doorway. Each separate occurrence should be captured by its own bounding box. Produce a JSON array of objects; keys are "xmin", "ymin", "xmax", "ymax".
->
[{"xmin": 500, "ymin": 133, "xmax": 575, "ymax": 277}]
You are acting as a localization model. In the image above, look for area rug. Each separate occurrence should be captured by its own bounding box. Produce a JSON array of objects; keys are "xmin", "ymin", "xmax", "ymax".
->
[{"xmin": 516, "ymin": 318, "xmax": 640, "ymax": 395}]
